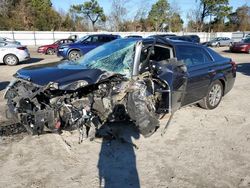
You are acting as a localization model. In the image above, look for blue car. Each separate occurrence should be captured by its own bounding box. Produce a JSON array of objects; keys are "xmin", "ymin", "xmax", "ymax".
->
[{"xmin": 57, "ymin": 34, "xmax": 121, "ymax": 60}]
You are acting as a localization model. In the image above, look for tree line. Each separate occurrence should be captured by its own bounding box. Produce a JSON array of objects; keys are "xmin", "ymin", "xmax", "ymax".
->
[{"xmin": 0, "ymin": 0, "xmax": 249, "ymax": 32}]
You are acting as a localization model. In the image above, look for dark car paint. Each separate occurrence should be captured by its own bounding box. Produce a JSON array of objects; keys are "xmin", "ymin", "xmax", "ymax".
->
[
  {"xmin": 15, "ymin": 38, "xmax": 236, "ymax": 109},
  {"xmin": 174, "ymin": 42, "xmax": 235, "ymax": 105},
  {"xmin": 184, "ymin": 35, "xmax": 200, "ymax": 43},
  {"xmin": 169, "ymin": 36, "xmax": 194, "ymax": 43},
  {"xmin": 57, "ymin": 34, "xmax": 120, "ymax": 59},
  {"xmin": 15, "ymin": 61, "xmax": 106, "ymax": 86}
]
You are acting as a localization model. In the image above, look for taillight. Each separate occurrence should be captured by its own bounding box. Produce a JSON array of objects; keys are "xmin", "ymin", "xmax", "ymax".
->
[
  {"xmin": 17, "ymin": 46, "xmax": 26, "ymax": 50},
  {"xmin": 230, "ymin": 61, "xmax": 237, "ymax": 71}
]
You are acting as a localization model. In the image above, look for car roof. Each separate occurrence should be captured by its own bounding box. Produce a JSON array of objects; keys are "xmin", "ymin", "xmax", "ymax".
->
[{"xmin": 87, "ymin": 34, "xmax": 120, "ymax": 37}]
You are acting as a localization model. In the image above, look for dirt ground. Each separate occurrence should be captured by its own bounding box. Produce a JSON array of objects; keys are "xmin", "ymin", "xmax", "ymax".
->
[{"xmin": 0, "ymin": 47, "xmax": 250, "ymax": 188}]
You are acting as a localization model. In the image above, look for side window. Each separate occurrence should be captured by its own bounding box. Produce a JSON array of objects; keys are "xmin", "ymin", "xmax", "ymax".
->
[
  {"xmin": 92, "ymin": 36, "xmax": 99, "ymax": 42},
  {"xmin": 177, "ymin": 46, "xmax": 212, "ymax": 67},
  {"xmin": 67, "ymin": 40, "xmax": 74, "ymax": 43},
  {"xmin": 85, "ymin": 37, "xmax": 92, "ymax": 42},
  {"xmin": 98, "ymin": 36, "xmax": 108, "ymax": 42}
]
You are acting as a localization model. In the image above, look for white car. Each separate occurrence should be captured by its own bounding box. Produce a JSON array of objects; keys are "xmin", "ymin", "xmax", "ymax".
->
[
  {"xmin": 0, "ymin": 37, "xmax": 21, "ymax": 45},
  {"xmin": 0, "ymin": 42, "xmax": 30, "ymax": 65}
]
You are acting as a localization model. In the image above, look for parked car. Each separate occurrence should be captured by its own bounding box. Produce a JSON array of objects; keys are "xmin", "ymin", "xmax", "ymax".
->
[
  {"xmin": 184, "ymin": 35, "xmax": 200, "ymax": 43},
  {"xmin": 206, "ymin": 37, "xmax": 233, "ymax": 47},
  {"xmin": 230, "ymin": 38, "xmax": 250, "ymax": 54},
  {"xmin": 148, "ymin": 34, "xmax": 176, "ymax": 38},
  {"xmin": 168, "ymin": 36, "xmax": 194, "ymax": 42},
  {"xmin": 125, "ymin": 35, "xmax": 143, "ymax": 38},
  {"xmin": 5, "ymin": 37, "xmax": 236, "ymax": 138},
  {"xmin": 0, "ymin": 42, "xmax": 30, "ymax": 65},
  {"xmin": 37, "ymin": 39, "xmax": 74, "ymax": 55},
  {"xmin": 68, "ymin": 35, "xmax": 78, "ymax": 41},
  {"xmin": 0, "ymin": 37, "xmax": 21, "ymax": 45},
  {"xmin": 57, "ymin": 34, "xmax": 121, "ymax": 61}
]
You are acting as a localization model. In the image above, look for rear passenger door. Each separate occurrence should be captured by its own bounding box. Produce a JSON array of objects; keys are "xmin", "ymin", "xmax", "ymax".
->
[{"xmin": 176, "ymin": 45, "xmax": 214, "ymax": 105}]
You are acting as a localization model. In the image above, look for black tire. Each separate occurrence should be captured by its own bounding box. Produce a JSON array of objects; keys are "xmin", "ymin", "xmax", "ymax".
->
[
  {"xmin": 216, "ymin": 43, "xmax": 220, "ymax": 47},
  {"xmin": 3, "ymin": 54, "xmax": 19, "ymax": 66},
  {"xmin": 199, "ymin": 80, "xmax": 223, "ymax": 110},
  {"xmin": 46, "ymin": 48, "xmax": 55, "ymax": 55},
  {"xmin": 127, "ymin": 89, "xmax": 159, "ymax": 137},
  {"xmin": 68, "ymin": 50, "xmax": 81, "ymax": 61}
]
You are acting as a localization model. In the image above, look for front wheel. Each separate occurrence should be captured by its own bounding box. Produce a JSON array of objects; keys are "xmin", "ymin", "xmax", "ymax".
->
[
  {"xmin": 46, "ymin": 48, "xmax": 55, "ymax": 55},
  {"xmin": 68, "ymin": 50, "xmax": 81, "ymax": 61},
  {"xmin": 216, "ymin": 43, "xmax": 220, "ymax": 47},
  {"xmin": 199, "ymin": 80, "xmax": 223, "ymax": 110}
]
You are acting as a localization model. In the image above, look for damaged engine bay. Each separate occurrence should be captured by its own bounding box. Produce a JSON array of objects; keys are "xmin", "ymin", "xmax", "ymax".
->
[{"xmin": 4, "ymin": 38, "xmax": 187, "ymax": 141}]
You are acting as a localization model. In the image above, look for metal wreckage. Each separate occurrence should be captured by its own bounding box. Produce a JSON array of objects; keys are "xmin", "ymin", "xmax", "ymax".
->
[{"xmin": 4, "ymin": 38, "xmax": 187, "ymax": 142}]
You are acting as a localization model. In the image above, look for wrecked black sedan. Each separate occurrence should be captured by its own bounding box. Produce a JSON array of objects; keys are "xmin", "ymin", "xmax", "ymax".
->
[{"xmin": 4, "ymin": 38, "xmax": 236, "ymax": 139}]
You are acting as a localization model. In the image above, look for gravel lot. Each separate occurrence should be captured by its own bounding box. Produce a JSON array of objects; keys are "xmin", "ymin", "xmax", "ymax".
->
[{"xmin": 0, "ymin": 46, "xmax": 250, "ymax": 188}]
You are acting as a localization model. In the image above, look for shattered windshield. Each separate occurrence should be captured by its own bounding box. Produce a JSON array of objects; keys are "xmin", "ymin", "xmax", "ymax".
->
[{"xmin": 75, "ymin": 39, "xmax": 139, "ymax": 76}]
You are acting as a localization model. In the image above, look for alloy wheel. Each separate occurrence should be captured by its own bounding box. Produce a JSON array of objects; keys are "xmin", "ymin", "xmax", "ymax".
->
[
  {"xmin": 47, "ymin": 48, "xmax": 55, "ymax": 55},
  {"xmin": 69, "ymin": 51, "xmax": 81, "ymax": 61},
  {"xmin": 208, "ymin": 84, "xmax": 222, "ymax": 107},
  {"xmin": 5, "ymin": 55, "xmax": 18, "ymax": 65}
]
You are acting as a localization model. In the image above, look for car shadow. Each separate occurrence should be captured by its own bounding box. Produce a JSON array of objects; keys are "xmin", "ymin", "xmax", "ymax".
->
[
  {"xmin": 0, "ymin": 81, "xmax": 10, "ymax": 91},
  {"xmin": 97, "ymin": 122, "xmax": 140, "ymax": 188},
  {"xmin": 222, "ymin": 49, "xmax": 231, "ymax": 53},
  {"xmin": 237, "ymin": 63, "xmax": 250, "ymax": 76},
  {"xmin": 23, "ymin": 58, "xmax": 44, "ymax": 64}
]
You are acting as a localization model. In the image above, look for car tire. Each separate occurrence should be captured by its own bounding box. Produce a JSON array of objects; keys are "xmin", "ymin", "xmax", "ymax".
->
[
  {"xmin": 199, "ymin": 80, "xmax": 223, "ymax": 110},
  {"xmin": 127, "ymin": 88, "xmax": 159, "ymax": 137},
  {"xmin": 46, "ymin": 48, "xmax": 55, "ymax": 55},
  {"xmin": 229, "ymin": 42, "xmax": 233, "ymax": 47},
  {"xmin": 216, "ymin": 43, "xmax": 220, "ymax": 47},
  {"xmin": 3, "ymin": 54, "xmax": 19, "ymax": 66},
  {"xmin": 68, "ymin": 50, "xmax": 81, "ymax": 61}
]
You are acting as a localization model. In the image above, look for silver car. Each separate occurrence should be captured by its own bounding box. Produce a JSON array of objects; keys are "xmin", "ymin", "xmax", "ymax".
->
[
  {"xmin": 0, "ymin": 42, "xmax": 30, "ymax": 65},
  {"xmin": 207, "ymin": 37, "xmax": 233, "ymax": 47},
  {"xmin": 0, "ymin": 37, "xmax": 21, "ymax": 45}
]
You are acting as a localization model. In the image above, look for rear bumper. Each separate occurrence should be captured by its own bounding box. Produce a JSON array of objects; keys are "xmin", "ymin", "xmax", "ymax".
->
[{"xmin": 17, "ymin": 51, "xmax": 31, "ymax": 62}]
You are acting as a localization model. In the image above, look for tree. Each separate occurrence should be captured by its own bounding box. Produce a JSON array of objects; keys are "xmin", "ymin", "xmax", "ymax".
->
[
  {"xmin": 148, "ymin": 0, "xmax": 170, "ymax": 31},
  {"xmin": 70, "ymin": 0, "xmax": 105, "ymax": 31},
  {"xmin": 186, "ymin": 6, "xmax": 201, "ymax": 32},
  {"xmin": 168, "ymin": 2, "xmax": 183, "ymax": 32},
  {"xmin": 170, "ymin": 13, "xmax": 183, "ymax": 32},
  {"xmin": 108, "ymin": 0, "xmax": 128, "ymax": 31},
  {"xmin": 227, "ymin": 5, "xmax": 250, "ymax": 31},
  {"xmin": 198, "ymin": 0, "xmax": 231, "ymax": 31}
]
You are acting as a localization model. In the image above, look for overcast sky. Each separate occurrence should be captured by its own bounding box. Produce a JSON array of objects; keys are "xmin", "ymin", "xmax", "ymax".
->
[{"xmin": 51, "ymin": 0, "xmax": 250, "ymax": 25}]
